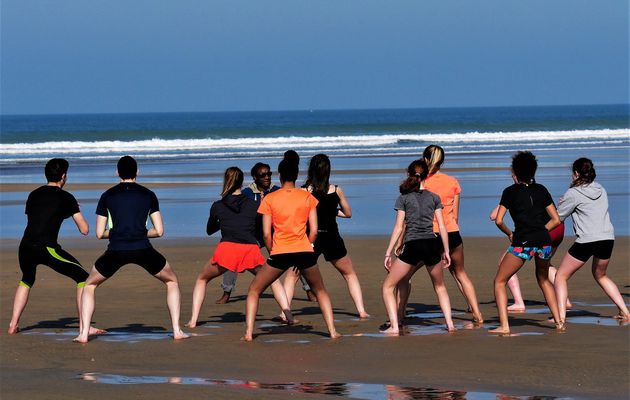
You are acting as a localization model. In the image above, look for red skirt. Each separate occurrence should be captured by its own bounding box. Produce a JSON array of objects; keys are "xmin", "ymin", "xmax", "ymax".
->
[{"xmin": 211, "ymin": 242, "xmax": 265, "ymax": 273}]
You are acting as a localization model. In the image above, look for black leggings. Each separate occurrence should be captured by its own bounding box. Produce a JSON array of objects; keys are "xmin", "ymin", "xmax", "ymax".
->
[{"xmin": 18, "ymin": 243, "xmax": 88, "ymax": 288}]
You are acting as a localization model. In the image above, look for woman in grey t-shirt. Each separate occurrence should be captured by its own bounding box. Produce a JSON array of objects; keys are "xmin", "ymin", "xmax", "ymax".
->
[{"xmin": 381, "ymin": 159, "xmax": 454, "ymax": 335}]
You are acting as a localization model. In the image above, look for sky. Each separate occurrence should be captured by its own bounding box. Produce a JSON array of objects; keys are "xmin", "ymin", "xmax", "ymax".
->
[{"xmin": 1, "ymin": 1, "xmax": 628, "ymax": 115}]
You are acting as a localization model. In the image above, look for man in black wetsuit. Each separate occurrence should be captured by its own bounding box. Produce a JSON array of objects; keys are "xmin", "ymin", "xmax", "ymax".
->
[
  {"xmin": 73, "ymin": 156, "xmax": 189, "ymax": 343},
  {"xmin": 8, "ymin": 158, "xmax": 104, "ymax": 336}
]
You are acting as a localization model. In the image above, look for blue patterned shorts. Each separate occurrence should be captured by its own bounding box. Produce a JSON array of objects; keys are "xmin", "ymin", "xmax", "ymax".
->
[{"xmin": 507, "ymin": 245, "xmax": 552, "ymax": 261}]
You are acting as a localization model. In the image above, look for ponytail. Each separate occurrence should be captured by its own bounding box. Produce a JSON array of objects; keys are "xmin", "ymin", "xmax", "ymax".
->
[
  {"xmin": 400, "ymin": 159, "xmax": 428, "ymax": 194},
  {"xmin": 571, "ymin": 158, "xmax": 596, "ymax": 188}
]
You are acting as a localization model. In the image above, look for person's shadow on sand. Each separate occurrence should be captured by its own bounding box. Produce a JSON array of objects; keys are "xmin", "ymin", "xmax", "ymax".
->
[{"xmin": 19, "ymin": 317, "xmax": 79, "ymax": 332}]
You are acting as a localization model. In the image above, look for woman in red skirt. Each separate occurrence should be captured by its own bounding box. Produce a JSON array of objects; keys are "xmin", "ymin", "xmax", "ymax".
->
[{"xmin": 186, "ymin": 167, "xmax": 294, "ymax": 328}]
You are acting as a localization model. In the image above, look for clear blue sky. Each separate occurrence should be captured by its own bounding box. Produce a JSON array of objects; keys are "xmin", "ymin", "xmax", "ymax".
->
[{"xmin": 1, "ymin": 1, "xmax": 628, "ymax": 114}]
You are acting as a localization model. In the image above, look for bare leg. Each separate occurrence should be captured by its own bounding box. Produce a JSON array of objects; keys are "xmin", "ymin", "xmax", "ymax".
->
[
  {"xmin": 534, "ymin": 258, "xmax": 561, "ymax": 328},
  {"xmin": 554, "ymin": 253, "xmax": 583, "ymax": 323},
  {"xmin": 426, "ymin": 263, "xmax": 455, "ymax": 331},
  {"xmin": 507, "ymin": 274, "xmax": 526, "ymax": 312},
  {"xmin": 591, "ymin": 257, "xmax": 630, "ymax": 319},
  {"xmin": 301, "ymin": 265, "xmax": 341, "ymax": 339},
  {"xmin": 396, "ymin": 264, "xmax": 421, "ymax": 322},
  {"xmin": 448, "ymin": 244, "xmax": 483, "ymax": 323},
  {"xmin": 330, "ymin": 256, "xmax": 370, "ymax": 318},
  {"xmin": 187, "ymin": 261, "xmax": 226, "ymax": 328},
  {"xmin": 76, "ymin": 286, "xmax": 107, "ymax": 335},
  {"xmin": 548, "ymin": 266, "xmax": 572, "ymax": 309},
  {"xmin": 490, "ymin": 253, "xmax": 525, "ymax": 334},
  {"xmin": 73, "ymin": 267, "xmax": 108, "ymax": 343},
  {"xmin": 282, "ymin": 268, "xmax": 301, "ymax": 308},
  {"xmin": 153, "ymin": 263, "xmax": 190, "ymax": 340},
  {"xmin": 242, "ymin": 264, "xmax": 285, "ymax": 341},
  {"xmin": 250, "ymin": 267, "xmax": 295, "ymax": 324},
  {"xmin": 8, "ymin": 285, "xmax": 30, "ymax": 334},
  {"xmin": 382, "ymin": 259, "xmax": 414, "ymax": 335}
]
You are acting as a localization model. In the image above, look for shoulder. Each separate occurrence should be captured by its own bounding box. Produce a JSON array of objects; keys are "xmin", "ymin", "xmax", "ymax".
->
[{"xmin": 241, "ymin": 187, "xmax": 253, "ymax": 195}]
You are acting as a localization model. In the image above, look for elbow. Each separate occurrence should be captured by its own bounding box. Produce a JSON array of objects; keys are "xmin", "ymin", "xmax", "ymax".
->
[
  {"xmin": 155, "ymin": 228, "xmax": 164, "ymax": 237},
  {"xmin": 345, "ymin": 211, "xmax": 352, "ymax": 218},
  {"xmin": 96, "ymin": 231, "xmax": 104, "ymax": 240},
  {"xmin": 81, "ymin": 227, "xmax": 89, "ymax": 236}
]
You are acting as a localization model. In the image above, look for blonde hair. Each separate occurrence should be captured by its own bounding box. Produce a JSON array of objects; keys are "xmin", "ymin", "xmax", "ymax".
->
[
  {"xmin": 221, "ymin": 167, "xmax": 244, "ymax": 197},
  {"xmin": 422, "ymin": 145, "xmax": 445, "ymax": 174}
]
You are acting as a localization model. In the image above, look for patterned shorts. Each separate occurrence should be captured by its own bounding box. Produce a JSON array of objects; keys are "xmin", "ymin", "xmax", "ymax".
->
[{"xmin": 507, "ymin": 245, "xmax": 552, "ymax": 261}]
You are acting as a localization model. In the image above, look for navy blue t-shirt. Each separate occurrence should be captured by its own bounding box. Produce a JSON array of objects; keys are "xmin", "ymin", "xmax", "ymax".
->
[{"xmin": 96, "ymin": 182, "xmax": 159, "ymax": 250}]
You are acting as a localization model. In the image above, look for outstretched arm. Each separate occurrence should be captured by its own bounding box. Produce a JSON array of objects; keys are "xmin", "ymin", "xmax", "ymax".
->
[
  {"xmin": 148, "ymin": 211, "xmax": 164, "ymax": 238},
  {"xmin": 336, "ymin": 186, "xmax": 352, "ymax": 218},
  {"xmin": 72, "ymin": 212, "xmax": 89, "ymax": 235}
]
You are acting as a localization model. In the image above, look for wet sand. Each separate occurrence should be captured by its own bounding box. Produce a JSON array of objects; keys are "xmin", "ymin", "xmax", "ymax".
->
[{"xmin": 1, "ymin": 236, "xmax": 628, "ymax": 399}]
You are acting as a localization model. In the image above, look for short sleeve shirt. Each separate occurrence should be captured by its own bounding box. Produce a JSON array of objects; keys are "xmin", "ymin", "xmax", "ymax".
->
[
  {"xmin": 22, "ymin": 185, "xmax": 80, "ymax": 246},
  {"xmin": 96, "ymin": 182, "xmax": 159, "ymax": 250},
  {"xmin": 499, "ymin": 183, "xmax": 553, "ymax": 247},
  {"xmin": 394, "ymin": 190, "xmax": 443, "ymax": 242},
  {"xmin": 423, "ymin": 172, "xmax": 462, "ymax": 232},
  {"xmin": 258, "ymin": 188, "xmax": 318, "ymax": 255}
]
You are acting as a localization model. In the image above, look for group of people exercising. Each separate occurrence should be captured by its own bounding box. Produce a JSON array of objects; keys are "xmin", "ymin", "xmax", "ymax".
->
[{"xmin": 8, "ymin": 145, "xmax": 628, "ymax": 342}]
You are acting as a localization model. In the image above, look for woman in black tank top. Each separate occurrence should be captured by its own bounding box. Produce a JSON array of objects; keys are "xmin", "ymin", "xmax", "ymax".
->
[{"xmin": 282, "ymin": 154, "xmax": 370, "ymax": 319}]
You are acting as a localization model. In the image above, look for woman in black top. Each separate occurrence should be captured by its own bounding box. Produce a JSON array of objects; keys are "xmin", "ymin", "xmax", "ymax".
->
[
  {"xmin": 282, "ymin": 154, "xmax": 370, "ymax": 319},
  {"xmin": 186, "ymin": 167, "xmax": 294, "ymax": 328},
  {"xmin": 491, "ymin": 152, "xmax": 563, "ymax": 334}
]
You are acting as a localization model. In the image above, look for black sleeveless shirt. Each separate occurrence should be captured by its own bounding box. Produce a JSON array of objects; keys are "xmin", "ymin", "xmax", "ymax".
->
[{"xmin": 312, "ymin": 185, "xmax": 340, "ymax": 233}]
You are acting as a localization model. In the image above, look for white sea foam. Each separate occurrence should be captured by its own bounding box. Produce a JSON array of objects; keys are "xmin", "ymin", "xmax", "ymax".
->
[{"xmin": 1, "ymin": 129, "xmax": 628, "ymax": 158}]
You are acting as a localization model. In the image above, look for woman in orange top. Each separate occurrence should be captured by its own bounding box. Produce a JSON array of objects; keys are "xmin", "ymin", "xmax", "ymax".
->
[
  {"xmin": 420, "ymin": 145, "xmax": 483, "ymax": 323},
  {"xmin": 241, "ymin": 156, "xmax": 340, "ymax": 342}
]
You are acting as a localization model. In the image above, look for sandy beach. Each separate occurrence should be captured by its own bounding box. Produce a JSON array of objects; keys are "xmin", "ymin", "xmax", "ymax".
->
[{"xmin": 1, "ymin": 236, "xmax": 628, "ymax": 399}]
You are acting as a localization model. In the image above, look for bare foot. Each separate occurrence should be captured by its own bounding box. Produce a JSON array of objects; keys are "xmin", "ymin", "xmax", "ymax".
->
[
  {"xmin": 446, "ymin": 325, "xmax": 457, "ymax": 332},
  {"xmin": 473, "ymin": 313, "xmax": 484, "ymax": 324},
  {"xmin": 7, "ymin": 324, "xmax": 19, "ymax": 335},
  {"xmin": 329, "ymin": 331, "xmax": 342, "ymax": 339},
  {"xmin": 555, "ymin": 321, "xmax": 566, "ymax": 332},
  {"xmin": 507, "ymin": 304, "xmax": 526, "ymax": 313},
  {"xmin": 358, "ymin": 312, "xmax": 371, "ymax": 319},
  {"xmin": 215, "ymin": 291, "xmax": 231, "ymax": 304},
  {"xmin": 185, "ymin": 321, "xmax": 197, "ymax": 328},
  {"xmin": 88, "ymin": 327, "xmax": 107, "ymax": 335},
  {"xmin": 73, "ymin": 335, "xmax": 89, "ymax": 343},
  {"xmin": 379, "ymin": 326, "xmax": 400, "ymax": 336},
  {"xmin": 566, "ymin": 300, "xmax": 573, "ymax": 309},
  {"xmin": 488, "ymin": 326, "xmax": 510, "ymax": 335},
  {"xmin": 240, "ymin": 333, "xmax": 253, "ymax": 342},
  {"xmin": 173, "ymin": 329, "xmax": 191, "ymax": 340},
  {"xmin": 613, "ymin": 312, "xmax": 629, "ymax": 321}
]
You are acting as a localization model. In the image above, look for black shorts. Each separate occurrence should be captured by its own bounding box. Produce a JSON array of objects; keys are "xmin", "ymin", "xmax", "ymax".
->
[
  {"xmin": 314, "ymin": 231, "xmax": 348, "ymax": 262},
  {"xmin": 267, "ymin": 252, "xmax": 318, "ymax": 271},
  {"xmin": 94, "ymin": 247, "xmax": 167, "ymax": 278},
  {"xmin": 18, "ymin": 242, "xmax": 88, "ymax": 288},
  {"xmin": 446, "ymin": 231, "xmax": 463, "ymax": 250},
  {"xmin": 568, "ymin": 240, "xmax": 614, "ymax": 262},
  {"xmin": 398, "ymin": 237, "xmax": 442, "ymax": 267}
]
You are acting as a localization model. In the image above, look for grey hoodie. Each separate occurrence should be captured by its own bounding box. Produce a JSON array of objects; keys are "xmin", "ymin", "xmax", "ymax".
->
[{"xmin": 557, "ymin": 181, "xmax": 614, "ymax": 243}]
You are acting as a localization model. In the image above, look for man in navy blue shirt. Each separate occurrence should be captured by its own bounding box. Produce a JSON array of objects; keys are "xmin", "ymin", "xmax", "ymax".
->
[{"xmin": 74, "ymin": 156, "xmax": 189, "ymax": 343}]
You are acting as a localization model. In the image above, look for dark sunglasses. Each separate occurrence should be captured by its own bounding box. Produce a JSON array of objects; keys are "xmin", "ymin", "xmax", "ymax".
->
[{"xmin": 256, "ymin": 171, "xmax": 272, "ymax": 178}]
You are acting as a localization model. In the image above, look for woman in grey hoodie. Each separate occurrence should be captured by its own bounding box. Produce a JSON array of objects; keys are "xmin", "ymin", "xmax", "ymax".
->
[{"xmin": 554, "ymin": 158, "xmax": 629, "ymax": 324}]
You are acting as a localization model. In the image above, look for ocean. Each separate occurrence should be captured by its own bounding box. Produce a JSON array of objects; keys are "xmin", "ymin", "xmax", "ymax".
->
[{"xmin": 1, "ymin": 105, "xmax": 628, "ymax": 239}]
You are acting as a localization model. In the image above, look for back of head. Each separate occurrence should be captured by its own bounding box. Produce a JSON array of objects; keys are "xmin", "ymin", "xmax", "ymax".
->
[
  {"xmin": 221, "ymin": 166, "xmax": 244, "ymax": 197},
  {"xmin": 306, "ymin": 153, "xmax": 330, "ymax": 193},
  {"xmin": 511, "ymin": 151, "xmax": 537, "ymax": 184},
  {"xmin": 117, "ymin": 156, "xmax": 138, "ymax": 180},
  {"xmin": 250, "ymin": 162, "xmax": 270, "ymax": 178},
  {"xmin": 400, "ymin": 159, "xmax": 428, "ymax": 194},
  {"xmin": 45, "ymin": 158, "xmax": 69, "ymax": 182},
  {"xmin": 422, "ymin": 145, "xmax": 445, "ymax": 174},
  {"xmin": 283, "ymin": 150, "xmax": 300, "ymax": 166},
  {"xmin": 571, "ymin": 157, "xmax": 596, "ymax": 188},
  {"xmin": 278, "ymin": 157, "xmax": 299, "ymax": 184}
]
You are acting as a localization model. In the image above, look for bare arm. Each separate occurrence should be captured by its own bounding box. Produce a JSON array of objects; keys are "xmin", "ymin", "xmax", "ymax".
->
[
  {"xmin": 72, "ymin": 212, "xmax": 89, "ymax": 235},
  {"xmin": 489, "ymin": 204, "xmax": 500, "ymax": 221},
  {"xmin": 434, "ymin": 209, "xmax": 451, "ymax": 268},
  {"xmin": 308, "ymin": 207, "xmax": 318, "ymax": 244},
  {"xmin": 95, "ymin": 215, "xmax": 109, "ymax": 239},
  {"xmin": 545, "ymin": 203, "xmax": 561, "ymax": 231},
  {"xmin": 384, "ymin": 210, "xmax": 406, "ymax": 270},
  {"xmin": 262, "ymin": 214, "xmax": 273, "ymax": 252},
  {"xmin": 494, "ymin": 205, "xmax": 512, "ymax": 241},
  {"xmin": 336, "ymin": 186, "xmax": 352, "ymax": 218},
  {"xmin": 452, "ymin": 194, "xmax": 460, "ymax": 224},
  {"xmin": 147, "ymin": 211, "xmax": 164, "ymax": 238}
]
